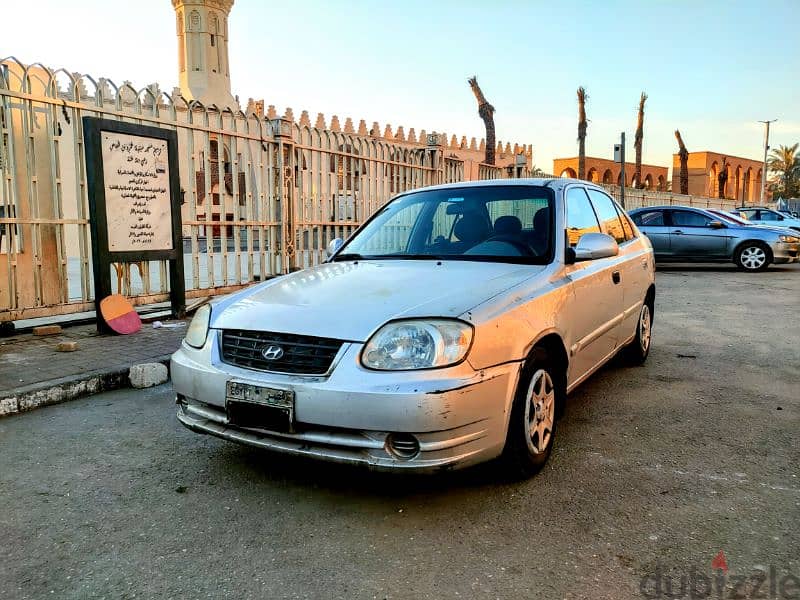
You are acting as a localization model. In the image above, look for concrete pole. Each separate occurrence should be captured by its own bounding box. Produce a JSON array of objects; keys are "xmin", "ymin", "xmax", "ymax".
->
[{"xmin": 759, "ymin": 119, "xmax": 776, "ymax": 204}]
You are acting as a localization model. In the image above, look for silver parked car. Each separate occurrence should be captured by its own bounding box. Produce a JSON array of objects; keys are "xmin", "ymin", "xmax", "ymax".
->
[
  {"xmin": 733, "ymin": 207, "xmax": 800, "ymax": 233},
  {"xmin": 173, "ymin": 179, "xmax": 655, "ymax": 476},
  {"xmin": 629, "ymin": 206, "xmax": 800, "ymax": 271}
]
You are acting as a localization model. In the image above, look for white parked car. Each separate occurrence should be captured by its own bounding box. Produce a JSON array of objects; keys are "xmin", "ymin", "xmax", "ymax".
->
[{"xmin": 172, "ymin": 179, "xmax": 655, "ymax": 477}]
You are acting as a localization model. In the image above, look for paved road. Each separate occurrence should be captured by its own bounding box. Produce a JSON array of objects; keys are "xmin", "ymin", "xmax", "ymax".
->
[{"xmin": 2, "ymin": 265, "xmax": 799, "ymax": 599}]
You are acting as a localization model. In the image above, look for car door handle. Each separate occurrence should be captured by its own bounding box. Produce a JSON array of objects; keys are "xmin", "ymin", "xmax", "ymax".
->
[
  {"xmin": 612, "ymin": 271, "xmax": 621, "ymax": 284},
  {"xmin": 672, "ymin": 230, "xmax": 684, "ymax": 235}
]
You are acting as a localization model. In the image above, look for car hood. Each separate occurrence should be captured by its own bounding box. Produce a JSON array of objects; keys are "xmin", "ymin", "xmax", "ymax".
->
[
  {"xmin": 211, "ymin": 260, "xmax": 544, "ymax": 341},
  {"xmin": 751, "ymin": 224, "xmax": 800, "ymax": 236},
  {"xmin": 730, "ymin": 224, "xmax": 798, "ymax": 237}
]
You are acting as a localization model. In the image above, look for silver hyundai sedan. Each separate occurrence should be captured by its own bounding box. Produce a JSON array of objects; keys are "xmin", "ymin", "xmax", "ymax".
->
[
  {"xmin": 172, "ymin": 179, "xmax": 655, "ymax": 476},
  {"xmin": 629, "ymin": 205, "xmax": 800, "ymax": 271}
]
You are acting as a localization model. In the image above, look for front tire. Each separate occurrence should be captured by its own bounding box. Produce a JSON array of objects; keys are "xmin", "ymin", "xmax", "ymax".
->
[
  {"xmin": 501, "ymin": 351, "xmax": 564, "ymax": 478},
  {"xmin": 735, "ymin": 242, "xmax": 771, "ymax": 272}
]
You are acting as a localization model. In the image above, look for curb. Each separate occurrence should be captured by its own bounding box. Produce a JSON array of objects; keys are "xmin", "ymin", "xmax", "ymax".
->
[{"xmin": 0, "ymin": 355, "xmax": 172, "ymax": 418}]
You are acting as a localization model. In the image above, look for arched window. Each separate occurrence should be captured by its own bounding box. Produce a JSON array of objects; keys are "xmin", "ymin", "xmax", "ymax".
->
[
  {"xmin": 331, "ymin": 143, "xmax": 364, "ymax": 192},
  {"xmin": 709, "ymin": 162, "xmax": 718, "ymax": 196}
]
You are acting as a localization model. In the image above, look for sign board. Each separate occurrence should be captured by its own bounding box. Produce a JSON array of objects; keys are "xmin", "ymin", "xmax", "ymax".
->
[
  {"xmin": 100, "ymin": 132, "xmax": 174, "ymax": 252},
  {"xmin": 614, "ymin": 144, "xmax": 622, "ymax": 163},
  {"xmin": 83, "ymin": 118, "xmax": 185, "ymax": 332}
]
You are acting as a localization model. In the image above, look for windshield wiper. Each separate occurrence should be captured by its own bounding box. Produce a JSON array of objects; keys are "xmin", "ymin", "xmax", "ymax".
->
[
  {"xmin": 333, "ymin": 253, "xmax": 449, "ymax": 262},
  {"xmin": 373, "ymin": 254, "xmax": 449, "ymax": 260}
]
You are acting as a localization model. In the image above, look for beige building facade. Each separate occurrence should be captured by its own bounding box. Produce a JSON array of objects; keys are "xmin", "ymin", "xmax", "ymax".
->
[
  {"xmin": 671, "ymin": 151, "xmax": 764, "ymax": 203},
  {"xmin": 553, "ymin": 156, "xmax": 669, "ymax": 191}
]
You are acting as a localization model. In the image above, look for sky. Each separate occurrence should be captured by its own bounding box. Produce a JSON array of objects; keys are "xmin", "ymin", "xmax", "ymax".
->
[{"xmin": 4, "ymin": 0, "xmax": 799, "ymax": 175}]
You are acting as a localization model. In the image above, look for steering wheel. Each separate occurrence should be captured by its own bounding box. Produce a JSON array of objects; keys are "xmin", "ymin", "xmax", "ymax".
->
[{"xmin": 485, "ymin": 235, "xmax": 537, "ymax": 256}]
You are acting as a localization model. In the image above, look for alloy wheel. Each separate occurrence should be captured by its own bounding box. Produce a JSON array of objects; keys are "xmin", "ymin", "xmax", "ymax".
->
[
  {"xmin": 740, "ymin": 246, "xmax": 766, "ymax": 270},
  {"xmin": 524, "ymin": 368, "xmax": 554, "ymax": 455},
  {"xmin": 639, "ymin": 304, "xmax": 652, "ymax": 353}
]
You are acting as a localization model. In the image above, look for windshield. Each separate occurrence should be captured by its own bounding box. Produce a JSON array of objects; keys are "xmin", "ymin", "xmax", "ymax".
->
[{"xmin": 335, "ymin": 185, "xmax": 555, "ymax": 264}]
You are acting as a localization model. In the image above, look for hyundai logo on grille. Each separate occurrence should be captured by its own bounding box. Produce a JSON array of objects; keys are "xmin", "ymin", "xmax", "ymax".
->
[{"xmin": 261, "ymin": 345, "xmax": 285, "ymax": 360}]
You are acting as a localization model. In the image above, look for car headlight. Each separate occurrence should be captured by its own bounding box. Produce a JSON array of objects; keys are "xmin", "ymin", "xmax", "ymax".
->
[
  {"xmin": 184, "ymin": 304, "xmax": 211, "ymax": 349},
  {"xmin": 361, "ymin": 319, "xmax": 473, "ymax": 370},
  {"xmin": 779, "ymin": 234, "xmax": 800, "ymax": 243}
]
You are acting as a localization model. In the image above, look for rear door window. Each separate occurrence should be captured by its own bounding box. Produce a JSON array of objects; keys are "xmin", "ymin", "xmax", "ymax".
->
[
  {"xmin": 614, "ymin": 204, "xmax": 636, "ymax": 240},
  {"xmin": 631, "ymin": 210, "xmax": 665, "ymax": 226}
]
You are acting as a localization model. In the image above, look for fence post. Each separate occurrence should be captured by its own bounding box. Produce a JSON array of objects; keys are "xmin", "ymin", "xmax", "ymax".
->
[
  {"xmin": 426, "ymin": 132, "xmax": 443, "ymax": 185},
  {"xmin": 272, "ymin": 117, "xmax": 295, "ymax": 273}
]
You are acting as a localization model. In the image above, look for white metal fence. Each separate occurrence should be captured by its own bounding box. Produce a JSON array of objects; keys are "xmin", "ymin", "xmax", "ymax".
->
[
  {"xmin": 0, "ymin": 59, "xmax": 476, "ymax": 322},
  {"xmin": 600, "ymin": 184, "xmax": 740, "ymax": 211},
  {"xmin": 0, "ymin": 57, "xmax": 741, "ymax": 323}
]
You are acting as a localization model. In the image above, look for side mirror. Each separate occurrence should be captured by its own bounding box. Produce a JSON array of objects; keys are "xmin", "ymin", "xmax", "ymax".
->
[
  {"xmin": 573, "ymin": 232, "xmax": 619, "ymax": 262},
  {"xmin": 708, "ymin": 220, "xmax": 725, "ymax": 229},
  {"xmin": 326, "ymin": 238, "xmax": 344, "ymax": 258}
]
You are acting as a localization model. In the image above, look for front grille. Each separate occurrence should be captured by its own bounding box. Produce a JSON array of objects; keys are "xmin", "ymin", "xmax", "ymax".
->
[{"xmin": 220, "ymin": 329, "xmax": 344, "ymax": 375}]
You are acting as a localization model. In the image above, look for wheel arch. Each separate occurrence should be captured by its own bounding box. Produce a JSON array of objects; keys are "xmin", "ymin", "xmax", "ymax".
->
[
  {"xmin": 733, "ymin": 239, "xmax": 773, "ymax": 262},
  {"xmin": 645, "ymin": 283, "xmax": 656, "ymax": 321},
  {"xmin": 529, "ymin": 332, "xmax": 569, "ymax": 375}
]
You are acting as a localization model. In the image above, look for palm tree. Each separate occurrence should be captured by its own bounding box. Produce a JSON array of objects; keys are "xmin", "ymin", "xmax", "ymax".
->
[
  {"xmin": 675, "ymin": 130, "xmax": 689, "ymax": 195},
  {"xmin": 634, "ymin": 92, "xmax": 647, "ymax": 189},
  {"xmin": 767, "ymin": 143, "xmax": 800, "ymax": 198},
  {"xmin": 577, "ymin": 87, "xmax": 588, "ymax": 179},
  {"xmin": 718, "ymin": 157, "xmax": 728, "ymax": 199},
  {"xmin": 467, "ymin": 76, "xmax": 495, "ymax": 165}
]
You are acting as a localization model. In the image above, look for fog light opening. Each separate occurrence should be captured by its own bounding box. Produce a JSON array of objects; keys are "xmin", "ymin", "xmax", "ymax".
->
[{"xmin": 385, "ymin": 433, "xmax": 421, "ymax": 460}]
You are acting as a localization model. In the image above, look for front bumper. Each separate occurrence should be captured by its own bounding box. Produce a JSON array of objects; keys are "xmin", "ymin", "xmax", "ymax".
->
[
  {"xmin": 771, "ymin": 241, "xmax": 800, "ymax": 263},
  {"xmin": 171, "ymin": 335, "xmax": 520, "ymax": 472}
]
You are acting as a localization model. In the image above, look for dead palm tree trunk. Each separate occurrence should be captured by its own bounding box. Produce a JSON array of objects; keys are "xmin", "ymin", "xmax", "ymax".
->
[
  {"xmin": 577, "ymin": 87, "xmax": 588, "ymax": 179},
  {"xmin": 467, "ymin": 76, "xmax": 495, "ymax": 165},
  {"xmin": 675, "ymin": 130, "xmax": 689, "ymax": 195},
  {"xmin": 634, "ymin": 92, "xmax": 647, "ymax": 188},
  {"xmin": 718, "ymin": 157, "xmax": 728, "ymax": 199}
]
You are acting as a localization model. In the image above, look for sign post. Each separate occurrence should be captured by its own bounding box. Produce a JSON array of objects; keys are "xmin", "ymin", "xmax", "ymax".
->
[
  {"xmin": 614, "ymin": 132, "xmax": 626, "ymax": 208},
  {"xmin": 83, "ymin": 117, "xmax": 185, "ymax": 333}
]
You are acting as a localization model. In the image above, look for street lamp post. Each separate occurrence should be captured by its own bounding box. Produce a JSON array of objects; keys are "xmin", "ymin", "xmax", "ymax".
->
[
  {"xmin": 758, "ymin": 119, "xmax": 776, "ymax": 204},
  {"xmin": 614, "ymin": 132, "xmax": 626, "ymax": 208}
]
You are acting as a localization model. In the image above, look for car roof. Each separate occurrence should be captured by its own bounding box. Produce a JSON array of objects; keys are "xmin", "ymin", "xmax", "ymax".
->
[
  {"xmin": 629, "ymin": 205, "xmax": 709, "ymax": 212},
  {"xmin": 396, "ymin": 177, "xmax": 609, "ymax": 196}
]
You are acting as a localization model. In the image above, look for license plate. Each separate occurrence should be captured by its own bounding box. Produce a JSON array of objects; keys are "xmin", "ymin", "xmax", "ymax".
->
[{"xmin": 225, "ymin": 381, "xmax": 295, "ymax": 433}]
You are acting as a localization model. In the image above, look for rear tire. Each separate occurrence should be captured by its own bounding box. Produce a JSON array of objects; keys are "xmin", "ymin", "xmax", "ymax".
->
[
  {"xmin": 501, "ymin": 350, "xmax": 564, "ymax": 478},
  {"xmin": 735, "ymin": 242, "xmax": 771, "ymax": 272},
  {"xmin": 623, "ymin": 299, "xmax": 653, "ymax": 365}
]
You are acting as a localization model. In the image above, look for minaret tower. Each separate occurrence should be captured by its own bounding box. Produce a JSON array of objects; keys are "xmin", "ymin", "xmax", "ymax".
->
[{"xmin": 172, "ymin": 0, "xmax": 237, "ymax": 109}]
